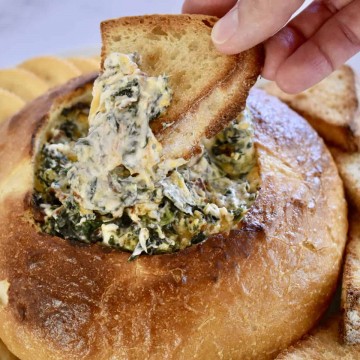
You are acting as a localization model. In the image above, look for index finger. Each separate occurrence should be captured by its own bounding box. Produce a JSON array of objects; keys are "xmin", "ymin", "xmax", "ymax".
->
[{"xmin": 212, "ymin": 0, "xmax": 305, "ymax": 54}]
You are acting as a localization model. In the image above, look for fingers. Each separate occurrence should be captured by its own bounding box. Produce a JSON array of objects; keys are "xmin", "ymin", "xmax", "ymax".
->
[
  {"xmin": 290, "ymin": 0, "xmax": 353, "ymax": 38},
  {"xmin": 263, "ymin": 0, "xmax": 352, "ymax": 80},
  {"xmin": 263, "ymin": 27, "xmax": 305, "ymax": 80},
  {"xmin": 182, "ymin": 0, "xmax": 237, "ymax": 17},
  {"xmin": 211, "ymin": 0, "xmax": 305, "ymax": 54},
  {"xmin": 275, "ymin": 0, "xmax": 360, "ymax": 93},
  {"xmin": 183, "ymin": 0, "xmax": 360, "ymax": 94}
]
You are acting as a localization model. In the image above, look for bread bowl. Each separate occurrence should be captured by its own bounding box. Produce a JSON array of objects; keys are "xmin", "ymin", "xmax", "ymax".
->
[{"xmin": 0, "ymin": 69, "xmax": 347, "ymax": 359}]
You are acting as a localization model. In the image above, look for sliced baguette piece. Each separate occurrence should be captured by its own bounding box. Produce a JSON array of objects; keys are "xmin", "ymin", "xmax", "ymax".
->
[
  {"xmin": 264, "ymin": 66, "xmax": 360, "ymax": 152},
  {"xmin": 276, "ymin": 316, "xmax": 360, "ymax": 359},
  {"xmin": 0, "ymin": 88, "xmax": 25, "ymax": 124},
  {"xmin": 331, "ymin": 148, "xmax": 360, "ymax": 211},
  {"xmin": 68, "ymin": 57, "xmax": 99, "ymax": 74},
  {"xmin": 91, "ymin": 55, "xmax": 101, "ymax": 63},
  {"xmin": 0, "ymin": 340, "xmax": 17, "ymax": 360},
  {"xmin": 0, "ymin": 68, "xmax": 49, "ymax": 101},
  {"xmin": 18, "ymin": 56, "xmax": 81, "ymax": 87},
  {"xmin": 101, "ymin": 15, "xmax": 263, "ymax": 159},
  {"xmin": 342, "ymin": 211, "xmax": 360, "ymax": 344}
]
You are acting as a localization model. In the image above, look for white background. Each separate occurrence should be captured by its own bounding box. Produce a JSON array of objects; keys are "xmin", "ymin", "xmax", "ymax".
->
[
  {"xmin": 0, "ymin": 0, "xmax": 359, "ymax": 72},
  {"xmin": 0, "ymin": 0, "xmax": 183, "ymax": 67}
]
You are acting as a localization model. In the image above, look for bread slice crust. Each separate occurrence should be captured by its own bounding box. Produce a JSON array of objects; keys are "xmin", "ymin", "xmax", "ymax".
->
[{"xmin": 0, "ymin": 77, "xmax": 347, "ymax": 359}]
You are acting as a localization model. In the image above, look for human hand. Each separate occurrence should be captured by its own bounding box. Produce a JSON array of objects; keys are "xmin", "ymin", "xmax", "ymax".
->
[{"xmin": 182, "ymin": 0, "xmax": 360, "ymax": 93}]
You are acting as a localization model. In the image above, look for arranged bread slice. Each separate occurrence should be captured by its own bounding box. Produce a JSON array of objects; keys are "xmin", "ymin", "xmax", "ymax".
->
[
  {"xmin": 276, "ymin": 316, "xmax": 360, "ymax": 359},
  {"xmin": 18, "ymin": 56, "xmax": 81, "ymax": 87},
  {"xmin": 342, "ymin": 211, "xmax": 360, "ymax": 344},
  {"xmin": 264, "ymin": 66, "xmax": 360, "ymax": 152},
  {"xmin": 0, "ymin": 340, "xmax": 18, "ymax": 360},
  {"xmin": 0, "ymin": 68, "xmax": 49, "ymax": 101},
  {"xmin": 91, "ymin": 55, "xmax": 101, "ymax": 63},
  {"xmin": 68, "ymin": 57, "xmax": 99, "ymax": 74},
  {"xmin": 331, "ymin": 148, "xmax": 360, "ymax": 211},
  {"xmin": 0, "ymin": 88, "xmax": 25, "ymax": 124},
  {"xmin": 0, "ymin": 340, "xmax": 17, "ymax": 360},
  {"xmin": 101, "ymin": 15, "xmax": 263, "ymax": 159}
]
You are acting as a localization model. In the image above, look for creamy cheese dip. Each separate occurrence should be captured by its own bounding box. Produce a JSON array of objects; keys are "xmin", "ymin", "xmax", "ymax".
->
[{"xmin": 34, "ymin": 53, "xmax": 259, "ymax": 259}]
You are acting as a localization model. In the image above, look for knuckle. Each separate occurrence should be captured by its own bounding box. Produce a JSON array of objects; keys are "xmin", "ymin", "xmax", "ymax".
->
[
  {"xmin": 336, "ymin": 17, "xmax": 360, "ymax": 48},
  {"xmin": 311, "ymin": 39, "xmax": 336, "ymax": 71},
  {"xmin": 322, "ymin": 0, "xmax": 341, "ymax": 14},
  {"xmin": 242, "ymin": 0, "xmax": 305, "ymax": 26}
]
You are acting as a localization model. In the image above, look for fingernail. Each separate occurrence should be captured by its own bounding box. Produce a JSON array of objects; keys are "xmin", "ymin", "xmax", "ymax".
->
[{"xmin": 212, "ymin": 7, "xmax": 239, "ymax": 45}]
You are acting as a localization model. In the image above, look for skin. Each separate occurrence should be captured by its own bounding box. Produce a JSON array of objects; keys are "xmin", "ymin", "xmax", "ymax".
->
[{"xmin": 182, "ymin": 0, "xmax": 360, "ymax": 93}]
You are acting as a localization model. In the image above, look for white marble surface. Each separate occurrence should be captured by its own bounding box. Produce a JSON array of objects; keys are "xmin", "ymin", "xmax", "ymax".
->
[{"xmin": 0, "ymin": 0, "xmax": 359, "ymax": 72}]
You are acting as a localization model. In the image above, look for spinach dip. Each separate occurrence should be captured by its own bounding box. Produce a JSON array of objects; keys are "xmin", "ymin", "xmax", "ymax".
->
[{"xmin": 34, "ymin": 53, "xmax": 260, "ymax": 259}]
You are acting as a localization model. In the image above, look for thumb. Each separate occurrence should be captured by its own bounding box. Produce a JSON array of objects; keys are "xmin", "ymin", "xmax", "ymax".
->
[{"xmin": 212, "ymin": 0, "xmax": 305, "ymax": 54}]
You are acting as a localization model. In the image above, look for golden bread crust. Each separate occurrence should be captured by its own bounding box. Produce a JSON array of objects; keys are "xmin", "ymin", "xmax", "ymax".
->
[{"xmin": 0, "ymin": 81, "xmax": 347, "ymax": 359}]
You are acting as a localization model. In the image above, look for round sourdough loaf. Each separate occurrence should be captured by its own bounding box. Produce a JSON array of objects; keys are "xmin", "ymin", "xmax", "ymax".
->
[{"xmin": 0, "ymin": 75, "xmax": 347, "ymax": 360}]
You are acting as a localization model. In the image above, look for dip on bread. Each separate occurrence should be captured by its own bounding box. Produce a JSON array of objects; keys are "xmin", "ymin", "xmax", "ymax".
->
[{"xmin": 34, "ymin": 53, "xmax": 260, "ymax": 258}]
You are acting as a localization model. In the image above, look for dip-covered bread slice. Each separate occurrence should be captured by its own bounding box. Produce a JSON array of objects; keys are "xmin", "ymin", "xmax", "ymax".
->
[{"xmin": 101, "ymin": 15, "xmax": 263, "ymax": 159}]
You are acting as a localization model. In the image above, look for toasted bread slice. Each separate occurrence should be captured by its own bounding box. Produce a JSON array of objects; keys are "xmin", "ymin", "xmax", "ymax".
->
[
  {"xmin": 0, "ymin": 340, "xmax": 17, "ymax": 360},
  {"xmin": 0, "ymin": 88, "xmax": 25, "ymax": 124},
  {"xmin": 265, "ymin": 66, "xmax": 360, "ymax": 151},
  {"xmin": 68, "ymin": 57, "xmax": 99, "ymax": 74},
  {"xmin": 276, "ymin": 316, "xmax": 360, "ymax": 359},
  {"xmin": 18, "ymin": 56, "xmax": 81, "ymax": 87},
  {"xmin": 0, "ymin": 68, "xmax": 49, "ymax": 101},
  {"xmin": 342, "ymin": 211, "xmax": 360, "ymax": 344},
  {"xmin": 331, "ymin": 148, "xmax": 360, "ymax": 211},
  {"xmin": 91, "ymin": 55, "xmax": 101, "ymax": 63},
  {"xmin": 101, "ymin": 15, "xmax": 263, "ymax": 159}
]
